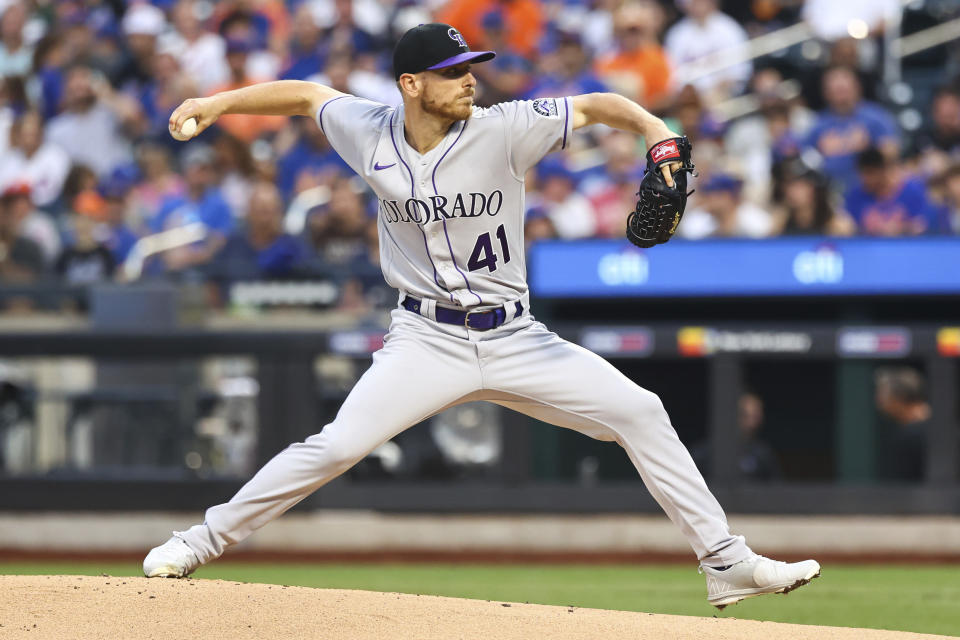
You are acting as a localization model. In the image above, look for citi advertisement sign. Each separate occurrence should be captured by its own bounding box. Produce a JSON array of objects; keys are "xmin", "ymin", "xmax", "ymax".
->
[
  {"xmin": 597, "ymin": 249, "xmax": 649, "ymax": 286},
  {"xmin": 529, "ymin": 237, "xmax": 960, "ymax": 298},
  {"xmin": 793, "ymin": 245, "xmax": 843, "ymax": 285}
]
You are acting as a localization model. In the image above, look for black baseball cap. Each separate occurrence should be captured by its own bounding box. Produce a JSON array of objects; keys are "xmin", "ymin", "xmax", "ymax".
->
[{"xmin": 393, "ymin": 23, "xmax": 495, "ymax": 80}]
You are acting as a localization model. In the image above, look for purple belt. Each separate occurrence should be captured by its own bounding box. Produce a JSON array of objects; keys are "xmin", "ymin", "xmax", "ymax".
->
[{"xmin": 401, "ymin": 296, "xmax": 524, "ymax": 331}]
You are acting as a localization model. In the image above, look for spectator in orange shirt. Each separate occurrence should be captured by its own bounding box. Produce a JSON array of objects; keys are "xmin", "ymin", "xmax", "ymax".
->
[
  {"xmin": 435, "ymin": 0, "xmax": 544, "ymax": 59},
  {"xmin": 209, "ymin": 38, "xmax": 286, "ymax": 143},
  {"xmin": 594, "ymin": 1, "xmax": 671, "ymax": 110}
]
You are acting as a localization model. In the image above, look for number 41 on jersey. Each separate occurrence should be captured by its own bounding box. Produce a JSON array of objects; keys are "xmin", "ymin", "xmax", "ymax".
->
[{"xmin": 468, "ymin": 224, "xmax": 511, "ymax": 272}]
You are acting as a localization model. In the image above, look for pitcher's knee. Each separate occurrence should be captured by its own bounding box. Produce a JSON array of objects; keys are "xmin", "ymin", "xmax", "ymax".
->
[
  {"xmin": 303, "ymin": 428, "xmax": 371, "ymax": 471},
  {"xmin": 623, "ymin": 389, "xmax": 670, "ymax": 429}
]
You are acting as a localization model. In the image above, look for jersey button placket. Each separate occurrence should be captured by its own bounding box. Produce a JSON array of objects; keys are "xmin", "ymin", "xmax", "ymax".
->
[
  {"xmin": 413, "ymin": 166, "xmax": 427, "ymax": 193},
  {"xmin": 414, "ymin": 164, "xmax": 449, "ymax": 298}
]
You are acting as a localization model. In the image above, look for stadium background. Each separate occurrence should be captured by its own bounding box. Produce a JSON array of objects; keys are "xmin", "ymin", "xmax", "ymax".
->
[{"xmin": 0, "ymin": 0, "xmax": 958, "ymax": 636}]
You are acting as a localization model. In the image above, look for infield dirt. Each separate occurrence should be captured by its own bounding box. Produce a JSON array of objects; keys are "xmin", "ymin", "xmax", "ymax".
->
[{"xmin": 0, "ymin": 575, "xmax": 951, "ymax": 639}]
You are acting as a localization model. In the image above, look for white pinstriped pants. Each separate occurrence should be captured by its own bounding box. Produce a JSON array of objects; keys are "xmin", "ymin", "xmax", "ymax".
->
[{"xmin": 178, "ymin": 306, "xmax": 752, "ymax": 567}]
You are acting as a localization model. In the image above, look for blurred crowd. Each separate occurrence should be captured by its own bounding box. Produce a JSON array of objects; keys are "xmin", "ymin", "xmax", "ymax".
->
[{"xmin": 0, "ymin": 0, "xmax": 959, "ymax": 310}]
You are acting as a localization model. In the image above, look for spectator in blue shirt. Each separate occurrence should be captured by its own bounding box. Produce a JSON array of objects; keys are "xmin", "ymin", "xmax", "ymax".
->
[
  {"xmin": 33, "ymin": 34, "xmax": 67, "ymax": 121},
  {"xmin": 805, "ymin": 66, "xmax": 899, "ymax": 192},
  {"xmin": 523, "ymin": 30, "xmax": 608, "ymax": 100},
  {"xmin": 99, "ymin": 166, "xmax": 141, "ymax": 264},
  {"xmin": 276, "ymin": 117, "xmax": 351, "ymax": 202},
  {"xmin": 209, "ymin": 181, "xmax": 304, "ymax": 288},
  {"xmin": 135, "ymin": 46, "xmax": 199, "ymax": 144},
  {"xmin": 280, "ymin": 4, "xmax": 325, "ymax": 81},
  {"xmin": 149, "ymin": 144, "xmax": 233, "ymax": 273},
  {"xmin": 845, "ymin": 148, "xmax": 943, "ymax": 236}
]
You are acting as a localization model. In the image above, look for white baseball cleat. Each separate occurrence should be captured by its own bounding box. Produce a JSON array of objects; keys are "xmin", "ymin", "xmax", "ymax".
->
[
  {"xmin": 701, "ymin": 554, "xmax": 820, "ymax": 609},
  {"xmin": 143, "ymin": 535, "xmax": 201, "ymax": 578}
]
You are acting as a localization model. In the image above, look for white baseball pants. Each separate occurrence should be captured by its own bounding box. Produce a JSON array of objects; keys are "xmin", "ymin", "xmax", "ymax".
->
[{"xmin": 178, "ymin": 307, "xmax": 752, "ymax": 567}]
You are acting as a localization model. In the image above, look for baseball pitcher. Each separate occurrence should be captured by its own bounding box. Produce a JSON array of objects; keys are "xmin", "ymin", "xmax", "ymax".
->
[{"xmin": 145, "ymin": 24, "xmax": 819, "ymax": 609}]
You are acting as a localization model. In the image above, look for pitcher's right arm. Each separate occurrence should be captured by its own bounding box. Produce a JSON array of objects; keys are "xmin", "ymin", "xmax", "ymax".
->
[{"xmin": 169, "ymin": 80, "xmax": 346, "ymax": 137}]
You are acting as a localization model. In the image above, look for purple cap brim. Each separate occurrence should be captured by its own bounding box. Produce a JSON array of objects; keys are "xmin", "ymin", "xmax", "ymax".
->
[{"xmin": 426, "ymin": 51, "xmax": 496, "ymax": 70}]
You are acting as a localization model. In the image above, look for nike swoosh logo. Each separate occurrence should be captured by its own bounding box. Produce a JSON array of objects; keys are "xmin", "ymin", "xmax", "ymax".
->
[{"xmin": 374, "ymin": 162, "xmax": 396, "ymax": 171}]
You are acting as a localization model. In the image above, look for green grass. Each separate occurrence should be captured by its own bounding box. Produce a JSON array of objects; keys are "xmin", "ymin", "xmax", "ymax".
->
[{"xmin": 2, "ymin": 562, "xmax": 957, "ymax": 636}]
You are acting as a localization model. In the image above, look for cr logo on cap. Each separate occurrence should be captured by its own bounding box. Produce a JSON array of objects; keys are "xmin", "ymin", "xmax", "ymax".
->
[{"xmin": 447, "ymin": 27, "xmax": 467, "ymax": 49}]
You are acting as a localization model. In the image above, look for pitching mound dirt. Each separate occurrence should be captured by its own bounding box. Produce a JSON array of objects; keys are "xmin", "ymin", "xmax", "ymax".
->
[{"xmin": 0, "ymin": 575, "xmax": 950, "ymax": 640}]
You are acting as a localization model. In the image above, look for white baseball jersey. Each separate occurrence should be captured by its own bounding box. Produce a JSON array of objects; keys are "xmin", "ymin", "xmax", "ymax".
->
[{"xmin": 315, "ymin": 95, "xmax": 574, "ymax": 308}]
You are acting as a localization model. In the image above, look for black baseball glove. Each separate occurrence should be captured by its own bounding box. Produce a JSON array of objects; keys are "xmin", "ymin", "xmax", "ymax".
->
[{"xmin": 626, "ymin": 136, "xmax": 696, "ymax": 248}]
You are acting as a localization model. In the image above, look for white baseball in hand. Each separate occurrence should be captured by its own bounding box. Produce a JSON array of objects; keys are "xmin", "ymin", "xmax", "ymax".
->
[{"xmin": 169, "ymin": 117, "xmax": 198, "ymax": 141}]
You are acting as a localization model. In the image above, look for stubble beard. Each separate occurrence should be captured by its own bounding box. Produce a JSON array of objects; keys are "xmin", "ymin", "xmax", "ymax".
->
[{"xmin": 422, "ymin": 88, "xmax": 473, "ymax": 122}]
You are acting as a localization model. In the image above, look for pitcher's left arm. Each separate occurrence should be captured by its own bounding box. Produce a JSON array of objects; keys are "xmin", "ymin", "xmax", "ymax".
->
[{"xmin": 571, "ymin": 92, "xmax": 680, "ymax": 186}]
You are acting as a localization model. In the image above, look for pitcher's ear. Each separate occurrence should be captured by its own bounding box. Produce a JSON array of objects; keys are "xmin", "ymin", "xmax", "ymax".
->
[{"xmin": 398, "ymin": 73, "xmax": 421, "ymax": 97}]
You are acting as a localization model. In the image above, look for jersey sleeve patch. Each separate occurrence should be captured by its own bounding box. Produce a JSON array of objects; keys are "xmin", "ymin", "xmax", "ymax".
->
[{"xmin": 532, "ymin": 98, "xmax": 559, "ymax": 118}]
